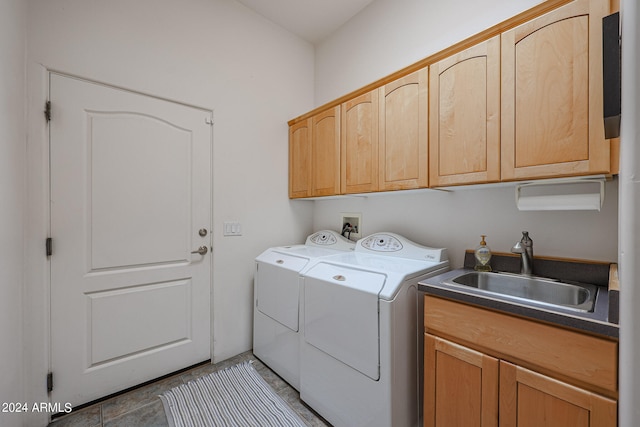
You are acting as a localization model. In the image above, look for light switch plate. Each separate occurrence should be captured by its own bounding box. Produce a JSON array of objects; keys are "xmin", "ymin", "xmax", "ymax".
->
[{"xmin": 223, "ymin": 221, "xmax": 242, "ymax": 236}]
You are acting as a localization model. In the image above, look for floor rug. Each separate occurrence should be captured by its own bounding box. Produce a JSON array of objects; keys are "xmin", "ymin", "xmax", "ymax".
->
[{"xmin": 159, "ymin": 361, "xmax": 307, "ymax": 427}]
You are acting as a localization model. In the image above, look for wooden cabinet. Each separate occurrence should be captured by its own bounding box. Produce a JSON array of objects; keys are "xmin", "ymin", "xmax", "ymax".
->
[
  {"xmin": 290, "ymin": 69, "xmax": 428, "ymax": 198},
  {"xmin": 424, "ymin": 334, "xmax": 498, "ymax": 427},
  {"xmin": 288, "ymin": 106, "xmax": 340, "ymax": 198},
  {"xmin": 501, "ymin": 0, "xmax": 611, "ymax": 180},
  {"xmin": 311, "ymin": 107, "xmax": 341, "ymax": 196},
  {"xmin": 379, "ymin": 69, "xmax": 429, "ymax": 191},
  {"xmin": 500, "ymin": 361, "xmax": 617, "ymax": 427},
  {"xmin": 429, "ymin": 36, "xmax": 501, "ymax": 186},
  {"xmin": 288, "ymin": 0, "xmax": 618, "ymax": 198},
  {"xmin": 423, "ymin": 295, "xmax": 617, "ymax": 427},
  {"xmin": 288, "ymin": 119, "xmax": 312, "ymax": 198},
  {"xmin": 341, "ymin": 90, "xmax": 379, "ymax": 194}
]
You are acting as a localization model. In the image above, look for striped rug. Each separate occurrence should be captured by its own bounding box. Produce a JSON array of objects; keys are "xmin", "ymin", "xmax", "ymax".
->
[{"xmin": 159, "ymin": 361, "xmax": 307, "ymax": 427}]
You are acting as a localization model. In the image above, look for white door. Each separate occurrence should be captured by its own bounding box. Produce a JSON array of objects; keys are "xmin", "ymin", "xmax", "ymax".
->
[{"xmin": 49, "ymin": 73, "xmax": 212, "ymax": 406}]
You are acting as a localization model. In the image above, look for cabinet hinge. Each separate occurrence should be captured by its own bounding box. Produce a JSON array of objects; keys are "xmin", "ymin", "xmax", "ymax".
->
[
  {"xmin": 46, "ymin": 237, "xmax": 52, "ymax": 257},
  {"xmin": 47, "ymin": 372, "xmax": 53, "ymax": 393},
  {"xmin": 44, "ymin": 101, "xmax": 51, "ymax": 123}
]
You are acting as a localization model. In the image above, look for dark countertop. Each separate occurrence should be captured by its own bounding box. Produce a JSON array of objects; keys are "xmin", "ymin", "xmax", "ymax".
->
[{"xmin": 418, "ymin": 252, "xmax": 619, "ymax": 338}]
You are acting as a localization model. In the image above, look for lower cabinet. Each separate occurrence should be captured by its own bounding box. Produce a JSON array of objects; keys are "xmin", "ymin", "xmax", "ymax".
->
[
  {"xmin": 423, "ymin": 296, "xmax": 618, "ymax": 427},
  {"xmin": 424, "ymin": 334, "xmax": 498, "ymax": 427},
  {"xmin": 424, "ymin": 334, "xmax": 617, "ymax": 427},
  {"xmin": 499, "ymin": 360, "xmax": 617, "ymax": 427}
]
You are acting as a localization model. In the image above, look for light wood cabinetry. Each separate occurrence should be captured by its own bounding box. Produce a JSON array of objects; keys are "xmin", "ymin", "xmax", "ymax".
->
[
  {"xmin": 289, "ymin": 106, "xmax": 340, "ymax": 198},
  {"xmin": 288, "ymin": 0, "xmax": 618, "ymax": 198},
  {"xmin": 341, "ymin": 90, "xmax": 379, "ymax": 194},
  {"xmin": 429, "ymin": 36, "xmax": 501, "ymax": 186},
  {"xmin": 311, "ymin": 107, "xmax": 341, "ymax": 197},
  {"xmin": 501, "ymin": 0, "xmax": 611, "ymax": 180},
  {"xmin": 423, "ymin": 295, "xmax": 617, "ymax": 427},
  {"xmin": 424, "ymin": 334, "xmax": 498, "ymax": 427},
  {"xmin": 379, "ymin": 69, "xmax": 429, "ymax": 191},
  {"xmin": 500, "ymin": 361, "xmax": 617, "ymax": 427},
  {"xmin": 288, "ymin": 119, "xmax": 312, "ymax": 198}
]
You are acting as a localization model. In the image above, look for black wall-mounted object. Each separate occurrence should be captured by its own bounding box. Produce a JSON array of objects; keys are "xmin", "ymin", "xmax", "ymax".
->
[{"xmin": 602, "ymin": 12, "xmax": 621, "ymax": 139}]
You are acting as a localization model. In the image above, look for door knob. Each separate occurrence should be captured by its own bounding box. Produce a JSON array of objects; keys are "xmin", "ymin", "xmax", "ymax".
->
[{"xmin": 191, "ymin": 246, "xmax": 208, "ymax": 255}]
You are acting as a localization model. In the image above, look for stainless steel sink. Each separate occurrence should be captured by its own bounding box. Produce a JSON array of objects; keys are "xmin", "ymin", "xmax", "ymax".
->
[{"xmin": 443, "ymin": 271, "xmax": 598, "ymax": 312}]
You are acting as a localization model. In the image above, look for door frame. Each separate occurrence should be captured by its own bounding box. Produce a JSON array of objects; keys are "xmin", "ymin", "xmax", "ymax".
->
[{"xmin": 23, "ymin": 66, "xmax": 215, "ymax": 425}]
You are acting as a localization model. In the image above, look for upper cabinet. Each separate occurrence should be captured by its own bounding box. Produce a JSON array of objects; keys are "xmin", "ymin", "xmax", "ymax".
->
[
  {"xmin": 379, "ymin": 69, "xmax": 429, "ymax": 191},
  {"xmin": 429, "ymin": 36, "xmax": 501, "ymax": 187},
  {"xmin": 341, "ymin": 90, "xmax": 379, "ymax": 194},
  {"xmin": 288, "ymin": 0, "xmax": 617, "ymax": 198},
  {"xmin": 288, "ymin": 106, "xmax": 340, "ymax": 198},
  {"xmin": 311, "ymin": 107, "xmax": 341, "ymax": 196},
  {"xmin": 288, "ymin": 119, "xmax": 312, "ymax": 198},
  {"xmin": 501, "ymin": 0, "xmax": 611, "ymax": 181}
]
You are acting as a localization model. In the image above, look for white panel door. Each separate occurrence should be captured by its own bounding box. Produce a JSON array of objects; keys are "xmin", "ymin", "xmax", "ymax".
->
[{"xmin": 49, "ymin": 73, "xmax": 212, "ymax": 406}]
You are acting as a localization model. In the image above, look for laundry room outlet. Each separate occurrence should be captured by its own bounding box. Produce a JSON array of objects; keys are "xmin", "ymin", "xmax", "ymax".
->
[{"xmin": 340, "ymin": 212, "xmax": 361, "ymax": 240}]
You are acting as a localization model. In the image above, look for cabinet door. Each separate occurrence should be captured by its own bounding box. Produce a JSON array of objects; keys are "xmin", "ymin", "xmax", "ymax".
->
[
  {"xmin": 379, "ymin": 68, "xmax": 428, "ymax": 191},
  {"xmin": 289, "ymin": 119, "xmax": 312, "ymax": 198},
  {"xmin": 311, "ymin": 106, "xmax": 341, "ymax": 196},
  {"xmin": 424, "ymin": 334, "xmax": 499, "ymax": 427},
  {"xmin": 501, "ymin": 0, "xmax": 610, "ymax": 180},
  {"xmin": 499, "ymin": 361, "xmax": 617, "ymax": 427},
  {"xmin": 429, "ymin": 36, "xmax": 500, "ymax": 186},
  {"xmin": 341, "ymin": 90, "xmax": 379, "ymax": 194}
]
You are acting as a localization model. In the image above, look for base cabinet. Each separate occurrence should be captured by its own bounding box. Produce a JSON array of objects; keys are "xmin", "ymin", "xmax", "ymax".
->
[
  {"xmin": 500, "ymin": 361, "xmax": 617, "ymax": 427},
  {"xmin": 424, "ymin": 334, "xmax": 498, "ymax": 427},
  {"xmin": 424, "ymin": 295, "xmax": 618, "ymax": 427},
  {"xmin": 424, "ymin": 334, "xmax": 617, "ymax": 427}
]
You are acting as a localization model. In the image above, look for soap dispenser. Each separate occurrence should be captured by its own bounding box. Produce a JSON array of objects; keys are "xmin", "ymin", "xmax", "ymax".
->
[{"xmin": 474, "ymin": 235, "xmax": 492, "ymax": 272}]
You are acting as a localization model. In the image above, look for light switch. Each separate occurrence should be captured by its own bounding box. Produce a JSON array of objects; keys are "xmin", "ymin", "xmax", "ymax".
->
[{"xmin": 223, "ymin": 221, "xmax": 242, "ymax": 236}]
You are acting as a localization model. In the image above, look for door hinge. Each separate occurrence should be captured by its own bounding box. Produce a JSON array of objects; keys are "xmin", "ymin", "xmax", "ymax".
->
[
  {"xmin": 47, "ymin": 372, "xmax": 53, "ymax": 393},
  {"xmin": 44, "ymin": 101, "xmax": 51, "ymax": 122},
  {"xmin": 44, "ymin": 101, "xmax": 51, "ymax": 123},
  {"xmin": 46, "ymin": 237, "xmax": 52, "ymax": 257}
]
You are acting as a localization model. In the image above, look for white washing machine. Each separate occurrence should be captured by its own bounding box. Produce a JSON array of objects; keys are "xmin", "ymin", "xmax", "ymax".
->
[
  {"xmin": 253, "ymin": 230, "xmax": 355, "ymax": 390},
  {"xmin": 299, "ymin": 233, "xmax": 449, "ymax": 427}
]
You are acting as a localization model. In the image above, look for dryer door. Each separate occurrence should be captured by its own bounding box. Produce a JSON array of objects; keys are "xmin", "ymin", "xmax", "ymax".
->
[
  {"xmin": 256, "ymin": 251, "xmax": 308, "ymax": 331},
  {"xmin": 303, "ymin": 262, "xmax": 386, "ymax": 380}
]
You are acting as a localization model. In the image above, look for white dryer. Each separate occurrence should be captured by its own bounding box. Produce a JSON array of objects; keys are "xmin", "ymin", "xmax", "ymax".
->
[
  {"xmin": 300, "ymin": 233, "xmax": 449, "ymax": 427},
  {"xmin": 253, "ymin": 230, "xmax": 355, "ymax": 390}
]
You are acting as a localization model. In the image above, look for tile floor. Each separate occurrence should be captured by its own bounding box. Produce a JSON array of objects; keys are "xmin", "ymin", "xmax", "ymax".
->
[{"xmin": 48, "ymin": 351, "xmax": 329, "ymax": 427}]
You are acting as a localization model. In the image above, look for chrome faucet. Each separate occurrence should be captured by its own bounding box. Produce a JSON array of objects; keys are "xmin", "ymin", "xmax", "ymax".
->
[{"xmin": 511, "ymin": 231, "xmax": 533, "ymax": 275}]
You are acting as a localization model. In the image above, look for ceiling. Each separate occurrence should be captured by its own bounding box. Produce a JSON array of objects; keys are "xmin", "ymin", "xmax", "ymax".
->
[{"xmin": 236, "ymin": 0, "xmax": 375, "ymax": 44}]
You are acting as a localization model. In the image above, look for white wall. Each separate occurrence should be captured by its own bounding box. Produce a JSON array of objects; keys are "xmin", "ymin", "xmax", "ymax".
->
[
  {"xmin": 0, "ymin": 0, "xmax": 26, "ymax": 426},
  {"xmin": 313, "ymin": 183, "xmax": 619, "ymax": 269},
  {"xmin": 311, "ymin": 0, "xmax": 619, "ymax": 267},
  {"xmin": 25, "ymin": 0, "xmax": 314, "ymax": 422}
]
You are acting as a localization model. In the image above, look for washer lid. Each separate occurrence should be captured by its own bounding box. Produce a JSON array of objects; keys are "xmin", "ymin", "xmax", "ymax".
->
[
  {"xmin": 307, "ymin": 252, "xmax": 448, "ymax": 300},
  {"xmin": 256, "ymin": 249, "xmax": 311, "ymax": 271}
]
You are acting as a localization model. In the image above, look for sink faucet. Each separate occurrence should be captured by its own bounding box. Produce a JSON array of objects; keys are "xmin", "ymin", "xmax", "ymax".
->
[{"xmin": 511, "ymin": 231, "xmax": 533, "ymax": 275}]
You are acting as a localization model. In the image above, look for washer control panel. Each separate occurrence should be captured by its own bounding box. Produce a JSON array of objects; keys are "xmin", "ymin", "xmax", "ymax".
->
[
  {"xmin": 360, "ymin": 234, "xmax": 403, "ymax": 252},
  {"xmin": 306, "ymin": 230, "xmax": 356, "ymax": 251},
  {"xmin": 356, "ymin": 232, "xmax": 449, "ymax": 262},
  {"xmin": 308, "ymin": 231, "xmax": 338, "ymax": 246}
]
